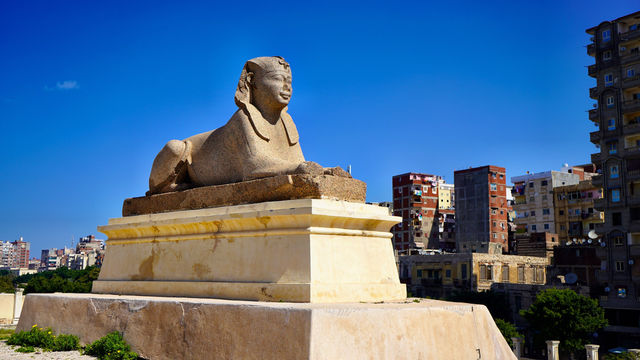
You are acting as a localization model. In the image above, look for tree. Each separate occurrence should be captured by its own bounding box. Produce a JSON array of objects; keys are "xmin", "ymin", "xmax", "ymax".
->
[
  {"xmin": 521, "ymin": 288, "xmax": 607, "ymax": 355},
  {"xmin": 494, "ymin": 318, "xmax": 522, "ymax": 347},
  {"xmin": 20, "ymin": 266, "xmax": 101, "ymax": 295}
]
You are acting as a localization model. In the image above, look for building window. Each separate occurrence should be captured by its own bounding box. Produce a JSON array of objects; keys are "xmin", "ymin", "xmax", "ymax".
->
[
  {"xmin": 490, "ymin": 183, "xmax": 497, "ymax": 191},
  {"xmin": 608, "ymin": 118, "xmax": 616, "ymax": 130},
  {"xmin": 611, "ymin": 189, "xmax": 621, "ymax": 202},
  {"xmin": 479, "ymin": 265, "xmax": 486, "ymax": 280},
  {"xmin": 536, "ymin": 267, "xmax": 544, "ymax": 284},
  {"xmin": 416, "ymin": 269, "xmax": 423, "ymax": 278},
  {"xmin": 617, "ymin": 287, "xmax": 627, "ymax": 298},
  {"xmin": 608, "ymin": 141, "xmax": 617, "ymax": 154},
  {"xmin": 445, "ymin": 269, "xmax": 451, "ymax": 278},
  {"xmin": 560, "ymin": 225, "xmax": 566, "ymax": 230},
  {"xmin": 628, "ymin": 68, "xmax": 636, "ymax": 78},
  {"xmin": 501, "ymin": 266, "xmax": 509, "ymax": 282},
  {"xmin": 607, "ymin": 95, "xmax": 615, "ymax": 107},
  {"xmin": 610, "ymin": 165, "xmax": 619, "ymax": 178},
  {"xmin": 541, "ymin": 180, "xmax": 548, "ymax": 186},
  {"xmin": 493, "ymin": 221, "xmax": 497, "ymax": 227},
  {"xmin": 529, "ymin": 182, "xmax": 534, "ymax": 188},
  {"xmin": 559, "ymin": 210, "xmax": 564, "ymax": 215},
  {"xmin": 461, "ymin": 264, "xmax": 467, "ymax": 279},
  {"xmin": 614, "ymin": 236, "xmax": 625, "ymax": 246},
  {"xmin": 493, "ymin": 233, "xmax": 497, "ymax": 239},
  {"xmin": 603, "ymin": 50, "xmax": 612, "ymax": 60},
  {"xmin": 543, "ymin": 208, "xmax": 550, "ymax": 215},
  {"xmin": 602, "ymin": 29, "xmax": 611, "ymax": 42},
  {"xmin": 613, "ymin": 212, "xmax": 622, "ymax": 225},
  {"xmin": 529, "ymin": 196, "xmax": 535, "ymax": 202},
  {"xmin": 615, "ymin": 261, "xmax": 625, "ymax": 272},
  {"xmin": 491, "ymin": 209, "xmax": 497, "ymax": 215},
  {"xmin": 485, "ymin": 265, "xmax": 493, "ymax": 280},
  {"xmin": 517, "ymin": 266, "xmax": 525, "ymax": 283},
  {"xmin": 605, "ymin": 74, "xmax": 613, "ymax": 87},
  {"xmin": 544, "ymin": 223, "xmax": 549, "ymax": 230},
  {"xmin": 531, "ymin": 210, "xmax": 536, "ymax": 216},
  {"xmin": 531, "ymin": 224, "xmax": 537, "ymax": 231}
]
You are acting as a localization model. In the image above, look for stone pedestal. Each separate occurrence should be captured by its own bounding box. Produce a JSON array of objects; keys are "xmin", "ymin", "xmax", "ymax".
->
[
  {"xmin": 93, "ymin": 199, "xmax": 406, "ymax": 303},
  {"xmin": 546, "ymin": 340, "xmax": 560, "ymax": 360},
  {"xmin": 585, "ymin": 344, "xmax": 599, "ymax": 360},
  {"xmin": 17, "ymin": 294, "xmax": 516, "ymax": 360}
]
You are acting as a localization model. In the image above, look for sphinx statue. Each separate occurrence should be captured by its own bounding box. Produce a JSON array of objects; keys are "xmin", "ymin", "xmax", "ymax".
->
[{"xmin": 147, "ymin": 56, "xmax": 349, "ymax": 195}]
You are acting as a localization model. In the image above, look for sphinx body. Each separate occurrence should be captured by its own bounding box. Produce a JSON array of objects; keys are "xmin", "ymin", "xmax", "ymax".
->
[{"xmin": 147, "ymin": 56, "xmax": 346, "ymax": 195}]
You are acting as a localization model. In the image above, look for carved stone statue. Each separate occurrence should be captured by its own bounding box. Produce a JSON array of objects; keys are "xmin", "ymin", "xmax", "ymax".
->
[{"xmin": 147, "ymin": 56, "xmax": 349, "ymax": 195}]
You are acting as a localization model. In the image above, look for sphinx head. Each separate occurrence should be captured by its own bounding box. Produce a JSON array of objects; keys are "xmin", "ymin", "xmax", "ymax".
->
[{"xmin": 235, "ymin": 56, "xmax": 292, "ymax": 112}]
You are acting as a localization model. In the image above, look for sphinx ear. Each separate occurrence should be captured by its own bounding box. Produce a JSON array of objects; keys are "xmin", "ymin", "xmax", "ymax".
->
[{"xmin": 246, "ymin": 72, "xmax": 254, "ymax": 88}]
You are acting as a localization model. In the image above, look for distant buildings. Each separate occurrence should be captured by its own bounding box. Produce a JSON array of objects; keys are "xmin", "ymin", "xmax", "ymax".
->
[
  {"xmin": 553, "ymin": 179, "xmax": 604, "ymax": 245},
  {"xmin": 587, "ymin": 10, "xmax": 640, "ymax": 344},
  {"xmin": 454, "ymin": 165, "xmax": 508, "ymax": 253},
  {"xmin": 39, "ymin": 235, "xmax": 105, "ymax": 271},
  {"xmin": 391, "ymin": 173, "xmax": 441, "ymax": 251}
]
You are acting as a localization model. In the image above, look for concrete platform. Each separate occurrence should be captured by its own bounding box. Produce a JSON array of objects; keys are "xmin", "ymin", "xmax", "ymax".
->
[
  {"xmin": 95, "ymin": 199, "xmax": 406, "ymax": 303},
  {"xmin": 18, "ymin": 293, "xmax": 515, "ymax": 360}
]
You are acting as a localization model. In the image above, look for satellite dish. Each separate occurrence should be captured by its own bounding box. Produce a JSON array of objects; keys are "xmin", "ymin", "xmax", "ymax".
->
[
  {"xmin": 565, "ymin": 273, "xmax": 578, "ymax": 284},
  {"xmin": 573, "ymin": 238, "xmax": 578, "ymax": 243},
  {"xmin": 588, "ymin": 239, "xmax": 593, "ymax": 244},
  {"xmin": 601, "ymin": 241, "xmax": 606, "ymax": 247},
  {"xmin": 588, "ymin": 230, "xmax": 598, "ymax": 239},
  {"xmin": 566, "ymin": 241, "xmax": 572, "ymax": 246}
]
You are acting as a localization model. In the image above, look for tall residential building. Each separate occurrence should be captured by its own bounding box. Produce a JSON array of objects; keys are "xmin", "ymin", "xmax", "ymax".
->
[
  {"xmin": 553, "ymin": 179, "xmax": 604, "ymax": 245},
  {"xmin": 511, "ymin": 166, "xmax": 587, "ymax": 236},
  {"xmin": 454, "ymin": 166, "xmax": 508, "ymax": 253},
  {"xmin": 587, "ymin": 11, "xmax": 640, "ymax": 342},
  {"xmin": 11, "ymin": 238, "xmax": 30, "ymax": 268},
  {"xmin": 438, "ymin": 182, "xmax": 455, "ymax": 210},
  {"xmin": 391, "ymin": 173, "xmax": 441, "ymax": 251}
]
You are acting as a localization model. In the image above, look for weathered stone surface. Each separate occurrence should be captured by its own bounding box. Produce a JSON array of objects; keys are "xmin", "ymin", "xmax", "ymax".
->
[
  {"xmin": 124, "ymin": 174, "xmax": 366, "ymax": 216},
  {"xmin": 18, "ymin": 294, "xmax": 516, "ymax": 360},
  {"xmin": 148, "ymin": 56, "xmax": 351, "ymax": 194},
  {"xmin": 100, "ymin": 199, "xmax": 405, "ymax": 303}
]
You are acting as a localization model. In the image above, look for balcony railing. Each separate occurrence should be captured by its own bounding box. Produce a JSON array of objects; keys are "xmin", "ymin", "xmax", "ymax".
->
[
  {"xmin": 588, "ymin": 64, "xmax": 597, "ymax": 77},
  {"xmin": 590, "ymin": 131, "xmax": 601, "ymax": 144},
  {"xmin": 624, "ymin": 122, "xmax": 640, "ymax": 135},
  {"xmin": 623, "ymin": 74, "xmax": 640, "ymax": 88},
  {"xmin": 631, "ymin": 244, "xmax": 640, "ymax": 257},
  {"xmin": 620, "ymin": 28, "xmax": 640, "ymax": 42},
  {"xmin": 591, "ymin": 152, "xmax": 602, "ymax": 164},
  {"xmin": 623, "ymin": 99, "xmax": 640, "ymax": 112},
  {"xmin": 591, "ymin": 174, "xmax": 603, "ymax": 186},
  {"xmin": 589, "ymin": 109, "xmax": 599, "ymax": 122},
  {"xmin": 628, "ymin": 195, "xmax": 640, "ymax": 206},
  {"xmin": 621, "ymin": 51, "xmax": 640, "ymax": 64},
  {"xmin": 626, "ymin": 146, "xmax": 640, "ymax": 156},
  {"xmin": 628, "ymin": 169, "xmax": 640, "ymax": 180},
  {"xmin": 590, "ymin": 87, "xmax": 598, "ymax": 99},
  {"xmin": 587, "ymin": 44, "xmax": 595, "ymax": 55},
  {"xmin": 594, "ymin": 197, "xmax": 606, "ymax": 210}
]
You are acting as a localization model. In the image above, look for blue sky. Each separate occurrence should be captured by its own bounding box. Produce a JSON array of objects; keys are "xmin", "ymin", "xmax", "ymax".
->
[{"xmin": 0, "ymin": 1, "xmax": 638, "ymax": 253}]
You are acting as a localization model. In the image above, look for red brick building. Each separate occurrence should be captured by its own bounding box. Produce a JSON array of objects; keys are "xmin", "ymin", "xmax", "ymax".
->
[
  {"xmin": 11, "ymin": 238, "xmax": 30, "ymax": 268},
  {"xmin": 392, "ymin": 173, "xmax": 440, "ymax": 251},
  {"xmin": 454, "ymin": 166, "xmax": 509, "ymax": 253}
]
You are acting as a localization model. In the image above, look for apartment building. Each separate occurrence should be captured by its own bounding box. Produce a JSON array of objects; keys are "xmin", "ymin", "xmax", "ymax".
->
[
  {"xmin": 391, "ymin": 173, "xmax": 441, "ymax": 251},
  {"xmin": 587, "ymin": 11, "xmax": 640, "ymax": 344},
  {"xmin": 553, "ymin": 179, "xmax": 604, "ymax": 245},
  {"xmin": 438, "ymin": 182, "xmax": 455, "ymax": 210},
  {"xmin": 511, "ymin": 166, "xmax": 588, "ymax": 236},
  {"xmin": 454, "ymin": 166, "xmax": 508, "ymax": 253}
]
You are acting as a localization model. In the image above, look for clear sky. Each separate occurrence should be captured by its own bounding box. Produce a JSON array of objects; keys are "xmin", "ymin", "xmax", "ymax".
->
[{"xmin": 0, "ymin": 1, "xmax": 638, "ymax": 253}]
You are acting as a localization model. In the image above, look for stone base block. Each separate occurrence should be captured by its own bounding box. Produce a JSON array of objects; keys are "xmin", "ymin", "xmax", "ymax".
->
[
  {"xmin": 95, "ymin": 199, "xmax": 405, "ymax": 303},
  {"xmin": 18, "ymin": 293, "xmax": 515, "ymax": 360},
  {"xmin": 123, "ymin": 174, "xmax": 366, "ymax": 216}
]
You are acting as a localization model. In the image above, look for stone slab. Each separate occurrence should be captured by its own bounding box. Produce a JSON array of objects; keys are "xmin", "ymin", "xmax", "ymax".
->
[
  {"xmin": 96, "ymin": 199, "xmax": 405, "ymax": 303},
  {"xmin": 18, "ymin": 293, "xmax": 516, "ymax": 360},
  {"xmin": 123, "ymin": 174, "xmax": 366, "ymax": 216}
]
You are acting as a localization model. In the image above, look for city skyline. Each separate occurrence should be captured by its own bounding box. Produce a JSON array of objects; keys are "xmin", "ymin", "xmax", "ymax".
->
[{"xmin": 1, "ymin": 1, "xmax": 638, "ymax": 251}]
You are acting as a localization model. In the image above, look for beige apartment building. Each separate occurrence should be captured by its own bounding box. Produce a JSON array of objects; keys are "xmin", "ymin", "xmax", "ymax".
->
[{"xmin": 553, "ymin": 179, "xmax": 604, "ymax": 245}]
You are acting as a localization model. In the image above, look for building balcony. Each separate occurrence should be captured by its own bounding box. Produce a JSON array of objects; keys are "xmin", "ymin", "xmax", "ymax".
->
[
  {"xmin": 594, "ymin": 197, "xmax": 606, "ymax": 210},
  {"xmin": 628, "ymin": 169, "xmax": 640, "ymax": 180},
  {"xmin": 591, "ymin": 174, "xmax": 603, "ymax": 186},
  {"xmin": 590, "ymin": 130, "xmax": 601, "ymax": 144},
  {"xmin": 623, "ymin": 99, "xmax": 640, "ymax": 113},
  {"xmin": 589, "ymin": 108, "xmax": 599, "ymax": 122},
  {"xmin": 587, "ymin": 44, "xmax": 596, "ymax": 56},
  {"xmin": 620, "ymin": 28, "xmax": 640, "ymax": 43},
  {"xmin": 631, "ymin": 244, "xmax": 640, "ymax": 257},
  {"xmin": 628, "ymin": 195, "xmax": 640, "ymax": 206},
  {"xmin": 626, "ymin": 146, "xmax": 640, "ymax": 157},
  {"xmin": 624, "ymin": 122, "xmax": 640, "ymax": 135},
  {"xmin": 623, "ymin": 74, "xmax": 640, "ymax": 89},
  {"xmin": 588, "ymin": 64, "xmax": 597, "ymax": 78},
  {"xmin": 621, "ymin": 51, "xmax": 640, "ymax": 65},
  {"xmin": 590, "ymin": 86, "xmax": 598, "ymax": 99},
  {"xmin": 591, "ymin": 152, "xmax": 602, "ymax": 164}
]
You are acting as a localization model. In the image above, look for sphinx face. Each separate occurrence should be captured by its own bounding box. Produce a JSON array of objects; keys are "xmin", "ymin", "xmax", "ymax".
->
[{"xmin": 253, "ymin": 70, "xmax": 292, "ymax": 108}]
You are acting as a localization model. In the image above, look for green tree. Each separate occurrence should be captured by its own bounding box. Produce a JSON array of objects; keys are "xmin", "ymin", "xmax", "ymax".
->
[
  {"xmin": 20, "ymin": 266, "xmax": 101, "ymax": 295},
  {"xmin": 521, "ymin": 288, "xmax": 607, "ymax": 355},
  {"xmin": 494, "ymin": 318, "xmax": 522, "ymax": 347}
]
